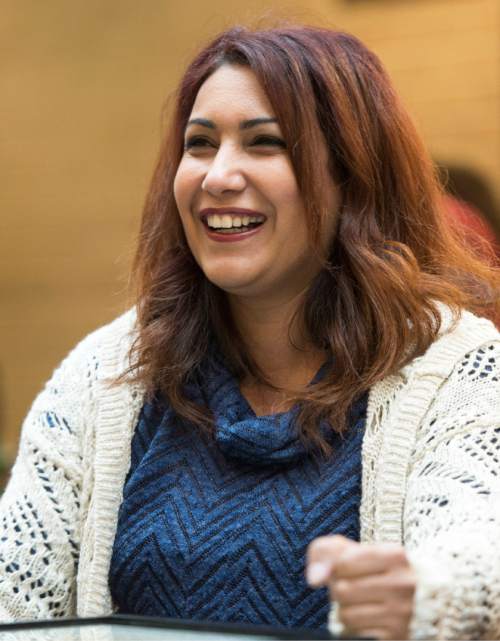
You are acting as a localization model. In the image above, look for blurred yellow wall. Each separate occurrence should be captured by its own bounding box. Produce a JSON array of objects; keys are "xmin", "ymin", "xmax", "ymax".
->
[{"xmin": 1, "ymin": 0, "xmax": 499, "ymax": 455}]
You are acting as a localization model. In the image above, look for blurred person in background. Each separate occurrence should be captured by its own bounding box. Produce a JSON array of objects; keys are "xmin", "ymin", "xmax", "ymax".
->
[
  {"xmin": 443, "ymin": 193, "xmax": 499, "ymax": 263},
  {"xmin": 441, "ymin": 166, "xmax": 500, "ymax": 325},
  {"xmin": 440, "ymin": 164, "xmax": 500, "ymax": 254},
  {"xmin": 0, "ymin": 24, "xmax": 499, "ymax": 641}
]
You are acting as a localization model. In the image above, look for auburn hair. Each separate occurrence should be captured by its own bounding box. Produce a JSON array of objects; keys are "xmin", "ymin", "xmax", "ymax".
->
[{"xmin": 127, "ymin": 24, "xmax": 499, "ymax": 454}]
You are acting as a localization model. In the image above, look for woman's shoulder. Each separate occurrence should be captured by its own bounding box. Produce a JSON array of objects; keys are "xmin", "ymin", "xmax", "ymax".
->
[
  {"xmin": 405, "ymin": 307, "xmax": 499, "ymax": 379},
  {"xmin": 362, "ymin": 310, "xmax": 500, "ymax": 542},
  {"xmin": 73, "ymin": 307, "xmax": 137, "ymax": 355},
  {"xmin": 27, "ymin": 308, "xmax": 141, "ymax": 426},
  {"xmin": 59, "ymin": 307, "xmax": 138, "ymax": 380},
  {"xmin": 368, "ymin": 308, "xmax": 500, "ymax": 436},
  {"xmin": 391, "ymin": 307, "xmax": 500, "ymax": 444},
  {"xmin": 19, "ymin": 308, "xmax": 140, "ymax": 453},
  {"xmin": 439, "ymin": 306, "xmax": 499, "ymax": 342}
]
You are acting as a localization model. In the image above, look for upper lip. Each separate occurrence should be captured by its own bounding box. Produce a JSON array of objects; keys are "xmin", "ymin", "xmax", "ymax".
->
[{"xmin": 199, "ymin": 207, "xmax": 267, "ymax": 221}]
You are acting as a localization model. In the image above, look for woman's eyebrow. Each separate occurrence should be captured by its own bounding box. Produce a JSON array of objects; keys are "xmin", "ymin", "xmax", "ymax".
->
[
  {"xmin": 240, "ymin": 117, "xmax": 278, "ymax": 129},
  {"xmin": 186, "ymin": 117, "xmax": 278, "ymax": 130},
  {"xmin": 187, "ymin": 118, "xmax": 215, "ymax": 129}
]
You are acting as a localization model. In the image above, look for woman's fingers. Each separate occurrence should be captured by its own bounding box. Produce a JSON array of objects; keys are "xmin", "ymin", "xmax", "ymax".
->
[
  {"xmin": 307, "ymin": 535, "xmax": 409, "ymax": 583},
  {"xmin": 306, "ymin": 534, "xmax": 353, "ymax": 586},
  {"xmin": 339, "ymin": 602, "xmax": 393, "ymax": 628},
  {"xmin": 306, "ymin": 536, "xmax": 416, "ymax": 640},
  {"xmin": 339, "ymin": 601, "xmax": 414, "ymax": 640},
  {"xmin": 332, "ymin": 571, "xmax": 415, "ymax": 605},
  {"xmin": 334, "ymin": 543, "xmax": 408, "ymax": 579}
]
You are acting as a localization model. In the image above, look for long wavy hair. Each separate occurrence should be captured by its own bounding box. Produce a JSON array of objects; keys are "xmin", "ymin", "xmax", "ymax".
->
[{"xmin": 127, "ymin": 24, "xmax": 499, "ymax": 453}]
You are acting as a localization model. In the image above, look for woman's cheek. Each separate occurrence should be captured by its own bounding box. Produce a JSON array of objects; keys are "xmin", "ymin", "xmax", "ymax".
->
[{"xmin": 174, "ymin": 159, "xmax": 200, "ymax": 212}]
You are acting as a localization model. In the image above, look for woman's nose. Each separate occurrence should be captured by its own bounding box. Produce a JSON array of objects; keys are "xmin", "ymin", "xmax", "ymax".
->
[{"xmin": 201, "ymin": 146, "xmax": 246, "ymax": 197}]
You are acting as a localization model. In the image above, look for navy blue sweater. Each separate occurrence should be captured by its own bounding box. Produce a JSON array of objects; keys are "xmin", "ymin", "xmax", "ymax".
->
[{"xmin": 109, "ymin": 355, "xmax": 366, "ymax": 629}]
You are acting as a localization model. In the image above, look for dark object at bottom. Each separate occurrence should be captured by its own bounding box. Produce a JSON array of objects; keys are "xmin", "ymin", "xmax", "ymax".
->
[{"xmin": 0, "ymin": 613, "xmax": 371, "ymax": 639}]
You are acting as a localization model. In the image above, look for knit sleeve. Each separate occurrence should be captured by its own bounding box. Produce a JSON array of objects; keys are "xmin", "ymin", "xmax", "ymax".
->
[
  {"xmin": 405, "ymin": 340, "xmax": 500, "ymax": 639},
  {"xmin": 0, "ymin": 336, "xmax": 98, "ymax": 622}
]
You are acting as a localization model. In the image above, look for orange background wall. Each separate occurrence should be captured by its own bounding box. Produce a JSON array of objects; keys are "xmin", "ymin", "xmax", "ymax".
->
[{"xmin": 1, "ymin": 0, "xmax": 499, "ymax": 456}]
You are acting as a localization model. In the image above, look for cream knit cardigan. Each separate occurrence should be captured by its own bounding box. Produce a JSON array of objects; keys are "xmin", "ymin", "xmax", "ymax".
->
[{"xmin": 0, "ymin": 308, "xmax": 499, "ymax": 639}]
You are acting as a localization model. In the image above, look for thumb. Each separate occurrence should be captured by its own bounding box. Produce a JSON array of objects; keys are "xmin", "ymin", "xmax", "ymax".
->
[{"xmin": 306, "ymin": 535, "xmax": 355, "ymax": 587}]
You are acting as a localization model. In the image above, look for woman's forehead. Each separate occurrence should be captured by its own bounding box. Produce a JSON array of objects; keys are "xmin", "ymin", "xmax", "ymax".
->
[{"xmin": 189, "ymin": 65, "xmax": 276, "ymax": 123}]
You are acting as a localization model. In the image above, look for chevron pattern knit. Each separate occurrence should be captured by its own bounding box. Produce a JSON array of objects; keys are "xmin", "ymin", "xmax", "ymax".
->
[{"xmin": 109, "ymin": 355, "xmax": 367, "ymax": 629}]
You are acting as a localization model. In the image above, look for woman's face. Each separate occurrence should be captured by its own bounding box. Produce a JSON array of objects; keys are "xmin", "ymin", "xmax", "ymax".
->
[{"xmin": 174, "ymin": 64, "xmax": 339, "ymax": 304}]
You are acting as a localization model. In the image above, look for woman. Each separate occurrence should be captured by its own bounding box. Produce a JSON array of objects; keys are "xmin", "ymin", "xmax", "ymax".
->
[{"xmin": 1, "ymin": 25, "xmax": 499, "ymax": 640}]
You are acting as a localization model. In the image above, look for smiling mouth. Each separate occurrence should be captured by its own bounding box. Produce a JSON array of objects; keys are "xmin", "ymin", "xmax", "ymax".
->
[{"xmin": 201, "ymin": 212, "xmax": 266, "ymax": 235}]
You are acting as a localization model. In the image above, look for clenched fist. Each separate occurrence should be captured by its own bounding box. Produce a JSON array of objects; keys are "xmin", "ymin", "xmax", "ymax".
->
[{"xmin": 306, "ymin": 535, "xmax": 416, "ymax": 640}]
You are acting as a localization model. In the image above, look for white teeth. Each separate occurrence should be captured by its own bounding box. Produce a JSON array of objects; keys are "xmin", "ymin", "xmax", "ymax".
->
[{"xmin": 205, "ymin": 213, "xmax": 265, "ymax": 229}]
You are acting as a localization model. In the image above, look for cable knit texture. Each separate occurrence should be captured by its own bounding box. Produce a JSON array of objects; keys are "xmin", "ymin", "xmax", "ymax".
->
[{"xmin": 0, "ymin": 308, "xmax": 499, "ymax": 639}]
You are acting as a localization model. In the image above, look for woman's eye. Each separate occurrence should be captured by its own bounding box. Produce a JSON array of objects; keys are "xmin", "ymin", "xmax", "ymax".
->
[
  {"xmin": 252, "ymin": 135, "xmax": 286, "ymax": 148},
  {"xmin": 184, "ymin": 134, "xmax": 286, "ymax": 151},
  {"xmin": 184, "ymin": 136, "xmax": 213, "ymax": 150}
]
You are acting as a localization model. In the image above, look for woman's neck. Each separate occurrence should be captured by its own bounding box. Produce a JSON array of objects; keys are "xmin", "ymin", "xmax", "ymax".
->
[{"xmin": 228, "ymin": 291, "xmax": 325, "ymax": 394}]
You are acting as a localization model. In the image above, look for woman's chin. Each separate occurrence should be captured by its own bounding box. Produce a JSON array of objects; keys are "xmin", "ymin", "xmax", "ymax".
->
[
  {"xmin": 208, "ymin": 276, "xmax": 259, "ymax": 297},
  {"xmin": 203, "ymin": 267, "xmax": 266, "ymax": 298}
]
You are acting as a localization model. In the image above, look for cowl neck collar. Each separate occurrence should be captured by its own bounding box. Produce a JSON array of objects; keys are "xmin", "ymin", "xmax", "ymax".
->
[{"xmin": 183, "ymin": 352, "xmax": 351, "ymax": 467}]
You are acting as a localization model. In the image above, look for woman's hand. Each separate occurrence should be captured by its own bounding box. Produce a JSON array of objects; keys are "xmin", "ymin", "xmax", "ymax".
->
[{"xmin": 306, "ymin": 535, "xmax": 416, "ymax": 640}]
